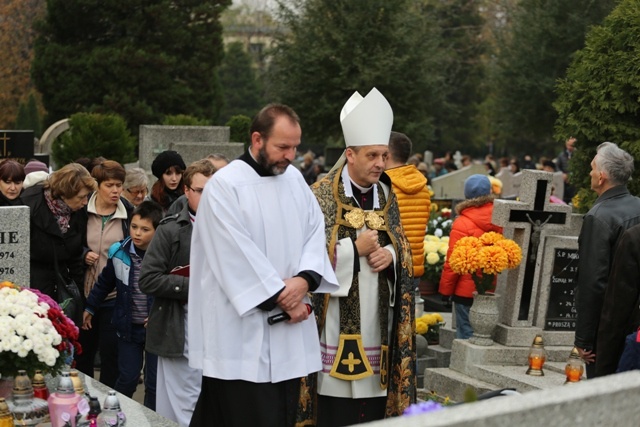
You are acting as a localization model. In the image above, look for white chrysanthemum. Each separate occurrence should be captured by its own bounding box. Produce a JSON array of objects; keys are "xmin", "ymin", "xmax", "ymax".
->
[
  {"xmin": 9, "ymin": 335, "xmax": 22, "ymax": 351},
  {"xmin": 51, "ymin": 333, "xmax": 62, "ymax": 346},
  {"xmin": 41, "ymin": 333, "xmax": 54, "ymax": 346},
  {"xmin": 0, "ymin": 303, "xmax": 11, "ymax": 316},
  {"xmin": 434, "ymin": 228, "xmax": 443, "ymax": 238},
  {"xmin": 17, "ymin": 348, "xmax": 29, "ymax": 357},
  {"xmin": 1, "ymin": 339, "xmax": 12, "ymax": 351},
  {"xmin": 20, "ymin": 338, "xmax": 34, "ymax": 352},
  {"xmin": 426, "ymin": 252, "xmax": 440, "ymax": 265}
]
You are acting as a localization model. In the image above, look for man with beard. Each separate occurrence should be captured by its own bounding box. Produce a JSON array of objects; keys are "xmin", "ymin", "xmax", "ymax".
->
[{"xmin": 188, "ymin": 104, "xmax": 339, "ymax": 427}]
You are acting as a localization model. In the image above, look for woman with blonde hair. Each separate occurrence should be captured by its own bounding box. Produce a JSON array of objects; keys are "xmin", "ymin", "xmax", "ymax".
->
[{"xmin": 21, "ymin": 163, "xmax": 96, "ymax": 299}]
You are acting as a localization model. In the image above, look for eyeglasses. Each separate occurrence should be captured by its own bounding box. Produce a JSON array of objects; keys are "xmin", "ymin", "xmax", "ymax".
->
[
  {"xmin": 188, "ymin": 186, "xmax": 204, "ymax": 194},
  {"xmin": 126, "ymin": 188, "xmax": 147, "ymax": 196}
]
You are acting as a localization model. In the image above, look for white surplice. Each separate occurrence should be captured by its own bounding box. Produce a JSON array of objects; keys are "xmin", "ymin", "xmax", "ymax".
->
[{"xmin": 188, "ymin": 159, "xmax": 339, "ymax": 383}]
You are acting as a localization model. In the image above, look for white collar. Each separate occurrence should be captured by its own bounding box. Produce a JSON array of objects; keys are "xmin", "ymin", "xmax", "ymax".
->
[{"xmin": 342, "ymin": 165, "xmax": 380, "ymax": 209}]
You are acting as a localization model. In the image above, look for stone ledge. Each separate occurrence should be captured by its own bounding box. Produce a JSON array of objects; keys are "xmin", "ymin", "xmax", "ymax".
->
[{"xmin": 423, "ymin": 367, "xmax": 497, "ymax": 403}]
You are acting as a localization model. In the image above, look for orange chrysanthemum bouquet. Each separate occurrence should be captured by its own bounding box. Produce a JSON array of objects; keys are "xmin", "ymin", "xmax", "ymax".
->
[{"xmin": 448, "ymin": 231, "xmax": 523, "ymax": 295}]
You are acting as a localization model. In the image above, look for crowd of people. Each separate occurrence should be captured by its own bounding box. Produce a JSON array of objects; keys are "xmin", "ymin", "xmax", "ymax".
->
[{"xmin": 0, "ymin": 86, "xmax": 638, "ymax": 426}]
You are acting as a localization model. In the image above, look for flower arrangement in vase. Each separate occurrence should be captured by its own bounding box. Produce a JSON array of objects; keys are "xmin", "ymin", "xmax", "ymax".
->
[
  {"xmin": 447, "ymin": 231, "xmax": 522, "ymax": 294},
  {"xmin": 447, "ymin": 231, "xmax": 522, "ymax": 345},
  {"xmin": 416, "ymin": 313, "xmax": 446, "ymax": 345},
  {"xmin": 0, "ymin": 281, "xmax": 81, "ymax": 379}
]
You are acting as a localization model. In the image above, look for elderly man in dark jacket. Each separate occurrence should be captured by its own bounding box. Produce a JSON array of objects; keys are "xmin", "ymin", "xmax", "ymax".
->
[
  {"xmin": 574, "ymin": 142, "xmax": 640, "ymax": 378},
  {"xmin": 596, "ymin": 223, "xmax": 640, "ymax": 376},
  {"xmin": 139, "ymin": 159, "xmax": 216, "ymax": 426}
]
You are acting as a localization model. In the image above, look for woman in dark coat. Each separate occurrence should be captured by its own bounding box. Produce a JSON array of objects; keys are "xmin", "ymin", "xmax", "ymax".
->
[{"xmin": 21, "ymin": 163, "xmax": 96, "ymax": 299}]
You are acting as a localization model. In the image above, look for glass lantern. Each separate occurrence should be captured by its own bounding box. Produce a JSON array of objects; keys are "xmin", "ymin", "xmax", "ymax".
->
[{"xmin": 526, "ymin": 334, "xmax": 546, "ymax": 376}]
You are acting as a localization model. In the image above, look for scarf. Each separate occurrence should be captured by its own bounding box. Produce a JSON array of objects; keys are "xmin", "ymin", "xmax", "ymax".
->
[{"xmin": 44, "ymin": 189, "xmax": 73, "ymax": 234}]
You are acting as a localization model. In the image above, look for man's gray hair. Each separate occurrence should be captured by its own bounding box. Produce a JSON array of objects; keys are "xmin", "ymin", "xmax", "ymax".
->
[{"xmin": 596, "ymin": 142, "xmax": 634, "ymax": 185}]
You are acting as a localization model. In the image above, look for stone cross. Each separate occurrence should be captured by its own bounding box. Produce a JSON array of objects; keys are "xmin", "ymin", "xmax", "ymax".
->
[
  {"xmin": 492, "ymin": 170, "xmax": 572, "ymax": 326},
  {"xmin": 0, "ymin": 206, "xmax": 30, "ymax": 288}
]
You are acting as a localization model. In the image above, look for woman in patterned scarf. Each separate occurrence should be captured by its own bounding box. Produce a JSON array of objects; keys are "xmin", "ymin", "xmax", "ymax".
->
[{"xmin": 21, "ymin": 163, "xmax": 96, "ymax": 300}]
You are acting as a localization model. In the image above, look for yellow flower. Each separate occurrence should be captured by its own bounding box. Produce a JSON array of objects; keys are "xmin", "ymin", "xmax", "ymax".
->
[
  {"xmin": 426, "ymin": 252, "xmax": 440, "ymax": 265},
  {"xmin": 433, "ymin": 313, "xmax": 444, "ymax": 323},
  {"xmin": 495, "ymin": 239, "xmax": 522, "ymax": 269},
  {"xmin": 449, "ymin": 244, "xmax": 480, "ymax": 275},
  {"xmin": 457, "ymin": 236, "xmax": 483, "ymax": 249},
  {"xmin": 441, "ymin": 236, "xmax": 449, "ymax": 242},
  {"xmin": 438, "ymin": 242, "xmax": 449, "ymax": 256},
  {"xmin": 478, "ymin": 245, "xmax": 509, "ymax": 274},
  {"xmin": 424, "ymin": 241, "xmax": 440, "ymax": 255},
  {"xmin": 479, "ymin": 231, "xmax": 504, "ymax": 245},
  {"xmin": 416, "ymin": 320, "xmax": 428, "ymax": 334},
  {"xmin": 425, "ymin": 235, "xmax": 441, "ymax": 242}
]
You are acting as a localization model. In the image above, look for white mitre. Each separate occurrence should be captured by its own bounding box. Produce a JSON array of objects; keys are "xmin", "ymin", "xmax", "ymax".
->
[{"xmin": 340, "ymin": 87, "xmax": 393, "ymax": 147}]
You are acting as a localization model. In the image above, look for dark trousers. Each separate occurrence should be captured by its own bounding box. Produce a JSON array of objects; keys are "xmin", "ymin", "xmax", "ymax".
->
[
  {"xmin": 317, "ymin": 395, "xmax": 386, "ymax": 427},
  {"xmin": 113, "ymin": 324, "xmax": 157, "ymax": 409},
  {"xmin": 115, "ymin": 323, "xmax": 146, "ymax": 398},
  {"xmin": 74, "ymin": 305, "xmax": 119, "ymax": 387},
  {"xmin": 190, "ymin": 377, "xmax": 300, "ymax": 427},
  {"xmin": 144, "ymin": 352, "xmax": 157, "ymax": 411}
]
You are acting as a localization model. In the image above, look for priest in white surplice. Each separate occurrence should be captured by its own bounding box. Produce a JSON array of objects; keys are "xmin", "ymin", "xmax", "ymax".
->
[
  {"xmin": 187, "ymin": 104, "xmax": 339, "ymax": 427},
  {"xmin": 307, "ymin": 88, "xmax": 416, "ymax": 426}
]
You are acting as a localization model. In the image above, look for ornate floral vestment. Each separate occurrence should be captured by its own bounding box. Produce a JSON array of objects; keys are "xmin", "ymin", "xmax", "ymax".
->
[{"xmin": 295, "ymin": 165, "xmax": 416, "ymax": 425}]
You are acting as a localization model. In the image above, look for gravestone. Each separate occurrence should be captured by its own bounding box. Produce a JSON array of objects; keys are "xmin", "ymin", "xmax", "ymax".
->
[
  {"xmin": 492, "ymin": 169, "xmax": 573, "ymax": 326},
  {"xmin": 423, "ymin": 151, "xmax": 434, "ymax": 167},
  {"xmin": 551, "ymin": 171, "xmax": 564, "ymax": 201},
  {"xmin": 0, "ymin": 206, "xmax": 30, "ymax": 288},
  {"xmin": 495, "ymin": 168, "xmax": 514, "ymax": 198},
  {"xmin": 430, "ymin": 164, "xmax": 487, "ymax": 200},
  {"xmin": 0, "ymin": 130, "xmax": 35, "ymax": 164},
  {"xmin": 511, "ymin": 171, "xmax": 522, "ymax": 197},
  {"xmin": 424, "ymin": 170, "xmax": 581, "ymax": 400},
  {"xmin": 138, "ymin": 125, "xmax": 244, "ymax": 174},
  {"xmin": 542, "ymin": 245, "xmax": 578, "ymax": 331}
]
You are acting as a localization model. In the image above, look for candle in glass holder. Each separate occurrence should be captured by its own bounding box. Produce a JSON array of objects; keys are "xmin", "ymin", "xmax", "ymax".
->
[
  {"xmin": 565, "ymin": 347, "xmax": 585, "ymax": 384},
  {"xmin": 525, "ymin": 335, "xmax": 546, "ymax": 376},
  {"xmin": 528, "ymin": 354, "xmax": 546, "ymax": 370}
]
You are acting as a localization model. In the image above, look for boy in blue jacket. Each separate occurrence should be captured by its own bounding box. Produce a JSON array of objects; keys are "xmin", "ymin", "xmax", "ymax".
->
[{"xmin": 83, "ymin": 201, "xmax": 163, "ymax": 406}]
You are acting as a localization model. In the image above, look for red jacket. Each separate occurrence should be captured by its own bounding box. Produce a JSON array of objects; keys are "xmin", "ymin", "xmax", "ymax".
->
[{"xmin": 439, "ymin": 196, "xmax": 502, "ymax": 301}]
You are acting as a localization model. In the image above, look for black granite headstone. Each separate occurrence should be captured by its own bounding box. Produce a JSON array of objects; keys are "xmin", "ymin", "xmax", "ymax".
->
[
  {"xmin": 0, "ymin": 130, "xmax": 35, "ymax": 164},
  {"xmin": 544, "ymin": 248, "xmax": 579, "ymax": 331}
]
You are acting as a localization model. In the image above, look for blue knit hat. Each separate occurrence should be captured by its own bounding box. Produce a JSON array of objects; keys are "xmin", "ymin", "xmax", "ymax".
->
[{"xmin": 464, "ymin": 174, "xmax": 491, "ymax": 199}]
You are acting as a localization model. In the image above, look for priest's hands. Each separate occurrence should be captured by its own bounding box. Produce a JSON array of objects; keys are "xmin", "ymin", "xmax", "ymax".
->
[
  {"xmin": 367, "ymin": 247, "xmax": 393, "ymax": 273},
  {"xmin": 285, "ymin": 303, "xmax": 310, "ymax": 324},
  {"xmin": 277, "ymin": 276, "xmax": 309, "ymax": 312},
  {"xmin": 355, "ymin": 229, "xmax": 380, "ymax": 256}
]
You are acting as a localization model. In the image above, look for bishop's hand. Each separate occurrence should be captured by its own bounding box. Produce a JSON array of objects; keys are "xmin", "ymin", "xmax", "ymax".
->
[
  {"xmin": 355, "ymin": 229, "xmax": 380, "ymax": 257},
  {"xmin": 367, "ymin": 247, "xmax": 393, "ymax": 273}
]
